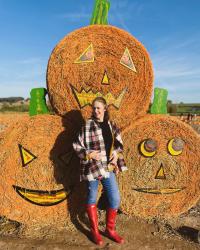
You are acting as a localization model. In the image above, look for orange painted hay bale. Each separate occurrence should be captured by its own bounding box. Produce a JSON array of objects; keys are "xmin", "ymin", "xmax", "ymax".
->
[
  {"xmin": 118, "ymin": 115, "xmax": 200, "ymax": 218},
  {"xmin": 47, "ymin": 25, "xmax": 153, "ymax": 128},
  {"xmin": 0, "ymin": 114, "xmax": 87, "ymax": 231}
]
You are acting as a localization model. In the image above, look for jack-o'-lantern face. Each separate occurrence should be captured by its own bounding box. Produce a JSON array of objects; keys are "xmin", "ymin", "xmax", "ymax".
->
[
  {"xmin": 47, "ymin": 25, "xmax": 153, "ymax": 127},
  {"xmin": 0, "ymin": 114, "xmax": 80, "ymax": 227},
  {"xmin": 13, "ymin": 143, "xmax": 71, "ymax": 207},
  {"xmin": 119, "ymin": 115, "xmax": 200, "ymax": 218}
]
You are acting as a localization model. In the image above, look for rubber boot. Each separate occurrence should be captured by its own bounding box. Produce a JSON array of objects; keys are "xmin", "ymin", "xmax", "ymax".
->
[
  {"xmin": 105, "ymin": 208, "xmax": 124, "ymax": 244},
  {"xmin": 86, "ymin": 204, "xmax": 103, "ymax": 245}
]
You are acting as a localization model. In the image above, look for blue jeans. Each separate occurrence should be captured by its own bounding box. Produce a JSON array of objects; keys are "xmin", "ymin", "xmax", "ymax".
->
[{"xmin": 87, "ymin": 172, "xmax": 120, "ymax": 209}]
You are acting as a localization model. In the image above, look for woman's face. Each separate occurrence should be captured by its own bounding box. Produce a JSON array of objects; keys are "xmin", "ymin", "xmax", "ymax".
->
[{"xmin": 92, "ymin": 101, "xmax": 106, "ymax": 121}]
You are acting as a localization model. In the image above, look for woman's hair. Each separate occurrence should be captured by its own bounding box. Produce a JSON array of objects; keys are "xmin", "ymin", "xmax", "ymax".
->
[{"xmin": 92, "ymin": 97, "xmax": 110, "ymax": 121}]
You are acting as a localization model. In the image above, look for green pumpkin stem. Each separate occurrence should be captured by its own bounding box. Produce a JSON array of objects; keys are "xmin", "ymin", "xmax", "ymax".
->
[
  {"xmin": 29, "ymin": 88, "xmax": 50, "ymax": 116},
  {"xmin": 90, "ymin": 0, "xmax": 110, "ymax": 25},
  {"xmin": 150, "ymin": 88, "xmax": 168, "ymax": 114}
]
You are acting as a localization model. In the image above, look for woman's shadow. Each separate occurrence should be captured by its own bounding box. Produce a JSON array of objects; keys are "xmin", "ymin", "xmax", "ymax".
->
[{"xmin": 49, "ymin": 110, "xmax": 90, "ymax": 237}]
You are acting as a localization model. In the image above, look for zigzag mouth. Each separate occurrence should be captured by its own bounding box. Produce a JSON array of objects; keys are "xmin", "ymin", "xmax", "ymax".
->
[
  {"xmin": 133, "ymin": 187, "xmax": 185, "ymax": 194},
  {"xmin": 70, "ymin": 85, "xmax": 127, "ymax": 109},
  {"xmin": 13, "ymin": 185, "xmax": 71, "ymax": 206}
]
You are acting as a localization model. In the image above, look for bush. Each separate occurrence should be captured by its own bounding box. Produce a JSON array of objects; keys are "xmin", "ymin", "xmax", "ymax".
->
[{"xmin": 0, "ymin": 103, "xmax": 29, "ymax": 112}]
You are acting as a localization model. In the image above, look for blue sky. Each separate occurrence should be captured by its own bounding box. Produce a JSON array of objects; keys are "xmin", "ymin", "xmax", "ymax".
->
[{"xmin": 0, "ymin": 0, "xmax": 200, "ymax": 103}]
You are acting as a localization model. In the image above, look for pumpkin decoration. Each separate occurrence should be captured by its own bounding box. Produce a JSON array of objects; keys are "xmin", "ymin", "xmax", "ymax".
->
[
  {"xmin": 47, "ymin": 24, "xmax": 153, "ymax": 127},
  {"xmin": 118, "ymin": 115, "xmax": 200, "ymax": 218},
  {"xmin": 0, "ymin": 113, "xmax": 86, "ymax": 230}
]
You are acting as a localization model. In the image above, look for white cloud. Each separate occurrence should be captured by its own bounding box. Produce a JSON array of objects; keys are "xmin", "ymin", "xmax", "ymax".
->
[
  {"xmin": 0, "ymin": 57, "xmax": 47, "ymax": 98},
  {"xmin": 150, "ymin": 36, "xmax": 200, "ymax": 102},
  {"xmin": 17, "ymin": 58, "xmax": 46, "ymax": 65},
  {"xmin": 55, "ymin": 5, "xmax": 90, "ymax": 22},
  {"xmin": 110, "ymin": 0, "xmax": 145, "ymax": 31},
  {"xmin": 57, "ymin": 12, "xmax": 90, "ymax": 21}
]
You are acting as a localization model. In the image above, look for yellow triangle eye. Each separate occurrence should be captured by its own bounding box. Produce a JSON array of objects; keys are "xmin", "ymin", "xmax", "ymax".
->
[
  {"xmin": 18, "ymin": 144, "xmax": 37, "ymax": 167},
  {"xmin": 168, "ymin": 138, "xmax": 184, "ymax": 156},
  {"xmin": 120, "ymin": 47, "xmax": 137, "ymax": 72},
  {"xmin": 139, "ymin": 139, "xmax": 157, "ymax": 157},
  {"xmin": 74, "ymin": 44, "xmax": 94, "ymax": 63}
]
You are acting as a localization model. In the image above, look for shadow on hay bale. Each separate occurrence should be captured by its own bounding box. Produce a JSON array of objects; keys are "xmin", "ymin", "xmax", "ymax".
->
[{"xmin": 0, "ymin": 111, "xmax": 94, "ymax": 235}]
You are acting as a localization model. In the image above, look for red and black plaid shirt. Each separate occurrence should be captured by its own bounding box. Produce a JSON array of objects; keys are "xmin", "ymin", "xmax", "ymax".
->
[{"xmin": 73, "ymin": 118, "xmax": 128, "ymax": 181}]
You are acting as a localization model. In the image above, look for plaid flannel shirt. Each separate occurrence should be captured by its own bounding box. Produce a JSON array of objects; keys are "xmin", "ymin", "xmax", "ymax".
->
[{"xmin": 73, "ymin": 118, "xmax": 128, "ymax": 181}]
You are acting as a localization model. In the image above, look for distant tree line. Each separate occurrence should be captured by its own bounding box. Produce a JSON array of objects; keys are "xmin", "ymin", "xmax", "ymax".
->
[
  {"xmin": 0, "ymin": 96, "xmax": 54, "ymax": 113},
  {"xmin": 0, "ymin": 97, "xmax": 25, "ymax": 103},
  {"xmin": 167, "ymin": 100, "xmax": 200, "ymax": 115}
]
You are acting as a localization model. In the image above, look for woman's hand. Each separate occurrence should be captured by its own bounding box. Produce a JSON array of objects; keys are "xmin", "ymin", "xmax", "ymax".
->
[
  {"xmin": 110, "ymin": 153, "xmax": 119, "ymax": 175},
  {"xmin": 110, "ymin": 153, "xmax": 118, "ymax": 166},
  {"xmin": 114, "ymin": 165, "xmax": 119, "ymax": 175},
  {"xmin": 88, "ymin": 151, "xmax": 101, "ymax": 161}
]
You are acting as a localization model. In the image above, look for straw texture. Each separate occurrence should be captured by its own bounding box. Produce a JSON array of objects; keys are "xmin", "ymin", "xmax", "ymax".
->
[
  {"xmin": 47, "ymin": 25, "xmax": 153, "ymax": 128},
  {"xmin": 118, "ymin": 114, "xmax": 200, "ymax": 218},
  {"xmin": 0, "ymin": 114, "xmax": 86, "ymax": 230}
]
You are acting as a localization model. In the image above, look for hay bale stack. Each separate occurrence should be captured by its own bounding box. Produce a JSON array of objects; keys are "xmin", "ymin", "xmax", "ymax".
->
[
  {"xmin": 47, "ymin": 25, "xmax": 153, "ymax": 128},
  {"xmin": 0, "ymin": 114, "xmax": 86, "ymax": 230},
  {"xmin": 118, "ymin": 115, "xmax": 200, "ymax": 218},
  {"xmin": 0, "ymin": 113, "xmax": 29, "ymax": 133}
]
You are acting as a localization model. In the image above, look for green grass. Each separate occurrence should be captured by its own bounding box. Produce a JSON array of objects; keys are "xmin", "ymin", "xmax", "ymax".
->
[
  {"xmin": 0, "ymin": 104, "xmax": 29, "ymax": 112},
  {"xmin": 0, "ymin": 103, "xmax": 54, "ymax": 113}
]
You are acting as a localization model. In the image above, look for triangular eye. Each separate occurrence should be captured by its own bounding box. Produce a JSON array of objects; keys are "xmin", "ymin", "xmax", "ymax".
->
[
  {"xmin": 120, "ymin": 47, "xmax": 137, "ymax": 72},
  {"xmin": 74, "ymin": 44, "xmax": 94, "ymax": 63},
  {"xmin": 18, "ymin": 144, "xmax": 37, "ymax": 167}
]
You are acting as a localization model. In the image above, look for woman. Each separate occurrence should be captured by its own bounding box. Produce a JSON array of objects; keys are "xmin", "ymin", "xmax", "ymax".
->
[{"xmin": 73, "ymin": 97, "xmax": 128, "ymax": 245}]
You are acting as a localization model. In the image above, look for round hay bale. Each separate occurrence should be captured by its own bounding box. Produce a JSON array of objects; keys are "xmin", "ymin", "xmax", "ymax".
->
[
  {"xmin": 0, "ymin": 114, "xmax": 87, "ymax": 231},
  {"xmin": 0, "ymin": 113, "xmax": 29, "ymax": 133},
  {"xmin": 118, "ymin": 115, "xmax": 200, "ymax": 218},
  {"xmin": 47, "ymin": 25, "xmax": 153, "ymax": 128}
]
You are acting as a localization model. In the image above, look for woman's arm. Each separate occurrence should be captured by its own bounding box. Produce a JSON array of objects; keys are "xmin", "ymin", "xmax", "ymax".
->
[
  {"xmin": 110, "ymin": 122, "xmax": 128, "ymax": 172},
  {"xmin": 73, "ymin": 127, "xmax": 89, "ymax": 160},
  {"xmin": 73, "ymin": 127, "xmax": 101, "ymax": 161},
  {"xmin": 112, "ymin": 122, "xmax": 123, "ymax": 155}
]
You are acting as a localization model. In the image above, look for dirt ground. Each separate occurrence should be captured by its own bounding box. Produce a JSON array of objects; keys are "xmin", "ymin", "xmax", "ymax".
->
[
  {"xmin": 0, "ymin": 210, "xmax": 199, "ymax": 250},
  {"xmin": 0, "ymin": 113, "xmax": 199, "ymax": 249}
]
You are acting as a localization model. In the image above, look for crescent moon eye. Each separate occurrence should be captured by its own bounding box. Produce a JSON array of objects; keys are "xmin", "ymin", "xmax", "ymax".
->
[
  {"xmin": 139, "ymin": 139, "xmax": 157, "ymax": 157},
  {"xmin": 168, "ymin": 138, "xmax": 184, "ymax": 156}
]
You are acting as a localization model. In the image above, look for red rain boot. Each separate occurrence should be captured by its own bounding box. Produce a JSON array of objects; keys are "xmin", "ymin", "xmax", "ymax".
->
[
  {"xmin": 86, "ymin": 204, "xmax": 103, "ymax": 245},
  {"xmin": 105, "ymin": 208, "xmax": 124, "ymax": 244}
]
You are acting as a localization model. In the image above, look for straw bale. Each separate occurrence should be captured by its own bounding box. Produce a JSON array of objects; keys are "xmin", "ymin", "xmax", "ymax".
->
[
  {"xmin": 47, "ymin": 25, "xmax": 153, "ymax": 128},
  {"xmin": 0, "ymin": 114, "xmax": 86, "ymax": 231},
  {"xmin": 0, "ymin": 113, "xmax": 29, "ymax": 134},
  {"xmin": 118, "ymin": 115, "xmax": 200, "ymax": 218}
]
